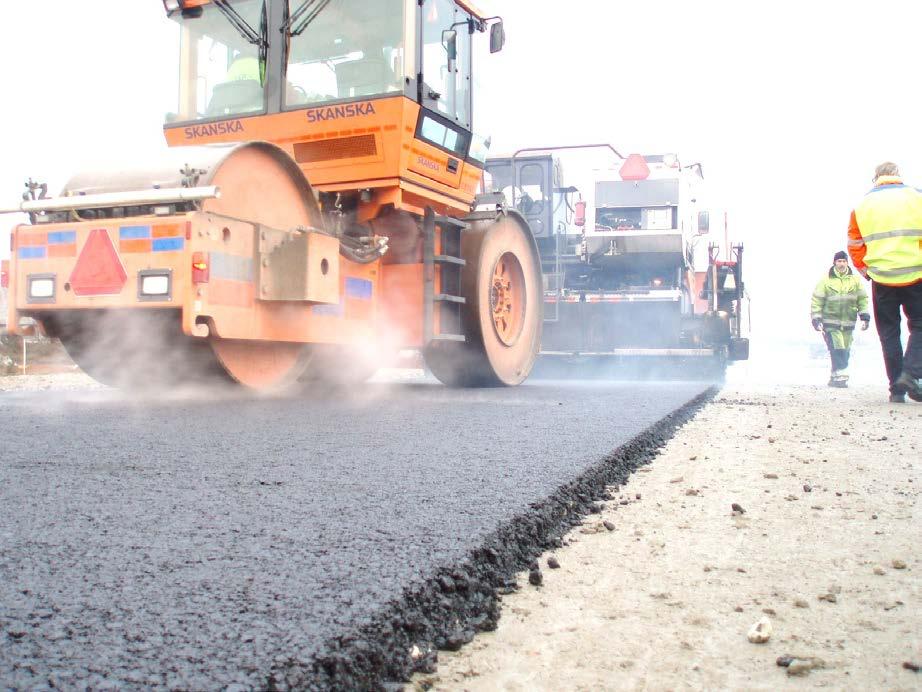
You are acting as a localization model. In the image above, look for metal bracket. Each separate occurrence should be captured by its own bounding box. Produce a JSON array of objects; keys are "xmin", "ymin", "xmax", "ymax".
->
[
  {"xmin": 180, "ymin": 164, "xmax": 208, "ymax": 189},
  {"xmin": 23, "ymin": 178, "xmax": 48, "ymax": 225}
]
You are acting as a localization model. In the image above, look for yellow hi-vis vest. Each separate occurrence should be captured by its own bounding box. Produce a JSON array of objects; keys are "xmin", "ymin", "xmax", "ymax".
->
[
  {"xmin": 226, "ymin": 56, "xmax": 260, "ymax": 83},
  {"xmin": 854, "ymin": 179, "xmax": 922, "ymax": 285}
]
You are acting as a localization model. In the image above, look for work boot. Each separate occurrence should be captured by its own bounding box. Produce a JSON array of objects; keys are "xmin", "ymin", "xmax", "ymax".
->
[
  {"xmin": 831, "ymin": 378, "xmax": 848, "ymax": 389},
  {"xmin": 889, "ymin": 392, "xmax": 906, "ymax": 404},
  {"xmin": 894, "ymin": 372, "xmax": 922, "ymax": 402}
]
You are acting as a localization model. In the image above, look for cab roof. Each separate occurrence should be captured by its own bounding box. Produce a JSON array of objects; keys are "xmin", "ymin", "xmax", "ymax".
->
[{"xmin": 177, "ymin": 0, "xmax": 491, "ymax": 20}]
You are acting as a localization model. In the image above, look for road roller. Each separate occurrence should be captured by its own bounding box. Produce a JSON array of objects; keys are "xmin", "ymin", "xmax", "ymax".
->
[{"xmin": 3, "ymin": 0, "xmax": 542, "ymax": 390}]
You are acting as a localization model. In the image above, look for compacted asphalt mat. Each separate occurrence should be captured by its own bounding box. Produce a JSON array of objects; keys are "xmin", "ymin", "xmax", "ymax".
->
[{"xmin": 0, "ymin": 377, "xmax": 711, "ymax": 690}]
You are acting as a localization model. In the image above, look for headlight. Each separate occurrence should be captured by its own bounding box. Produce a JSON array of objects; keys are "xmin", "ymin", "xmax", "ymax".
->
[
  {"xmin": 27, "ymin": 275, "xmax": 55, "ymax": 302},
  {"xmin": 138, "ymin": 270, "xmax": 172, "ymax": 300}
]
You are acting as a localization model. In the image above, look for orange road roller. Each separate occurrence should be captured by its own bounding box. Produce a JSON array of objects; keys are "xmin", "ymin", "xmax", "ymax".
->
[{"xmin": 3, "ymin": 0, "xmax": 542, "ymax": 390}]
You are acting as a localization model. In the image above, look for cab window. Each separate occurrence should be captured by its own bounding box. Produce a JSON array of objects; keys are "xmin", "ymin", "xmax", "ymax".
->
[
  {"xmin": 284, "ymin": 0, "xmax": 406, "ymax": 108},
  {"xmin": 421, "ymin": 0, "xmax": 472, "ymax": 128},
  {"xmin": 170, "ymin": 0, "xmax": 267, "ymax": 122}
]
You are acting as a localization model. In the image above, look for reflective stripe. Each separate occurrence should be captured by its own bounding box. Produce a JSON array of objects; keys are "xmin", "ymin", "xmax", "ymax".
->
[
  {"xmin": 848, "ymin": 238, "xmax": 865, "ymax": 247},
  {"xmin": 862, "ymin": 228, "xmax": 922, "ymax": 242},
  {"xmin": 867, "ymin": 263, "xmax": 922, "ymax": 278},
  {"xmin": 868, "ymin": 183, "xmax": 907, "ymax": 193},
  {"xmin": 823, "ymin": 320, "xmax": 856, "ymax": 328},
  {"xmin": 825, "ymin": 293, "xmax": 858, "ymax": 301}
]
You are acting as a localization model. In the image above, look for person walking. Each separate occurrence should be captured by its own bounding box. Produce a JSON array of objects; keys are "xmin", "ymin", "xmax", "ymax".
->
[
  {"xmin": 811, "ymin": 251, "xmax": 870, "ymax": 387},
  {"xmin": 848, "ymin": 162, "xmax": 922, "ymax": 403}
]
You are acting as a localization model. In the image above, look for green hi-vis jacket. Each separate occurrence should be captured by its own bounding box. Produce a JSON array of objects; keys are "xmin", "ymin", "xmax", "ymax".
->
[{"xmin": 811, "ymin": 266, "xmax": 869, "ymax": 330}]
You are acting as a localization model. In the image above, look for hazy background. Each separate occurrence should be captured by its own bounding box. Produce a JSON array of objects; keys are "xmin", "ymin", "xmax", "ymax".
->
[{"xmin": 3, "ymin": 0, "xmax": 920, "ymax": 384}]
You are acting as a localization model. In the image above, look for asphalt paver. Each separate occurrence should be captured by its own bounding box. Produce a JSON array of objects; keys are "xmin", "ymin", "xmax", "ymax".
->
[{"xmin": 0, "ymin": 379, "xmax": 709, "ymax": 689}]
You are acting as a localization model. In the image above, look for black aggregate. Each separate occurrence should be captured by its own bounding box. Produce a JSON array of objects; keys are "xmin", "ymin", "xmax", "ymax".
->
[{"xmin": 0, "ymin": 379, "xmax": 712, "ymax": 690}]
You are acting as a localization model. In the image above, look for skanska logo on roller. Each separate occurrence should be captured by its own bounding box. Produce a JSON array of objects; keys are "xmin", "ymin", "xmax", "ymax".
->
[
  {"xmin": 306, "ymin": 101, "xmax": 376, "ymax": 123},
  {"xmin": 184, "ymin": 120, "xmax": 245, "ymax": 139}
]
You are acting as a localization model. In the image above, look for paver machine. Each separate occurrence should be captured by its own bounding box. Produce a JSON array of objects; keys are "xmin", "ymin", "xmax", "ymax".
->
[
  {"xmin": 485, "ymin": 147, "xmax": 749, "ymax": 376},
  {"xmin": 3, "ymin": 0, "xmax": 542, "ymax": 389}
]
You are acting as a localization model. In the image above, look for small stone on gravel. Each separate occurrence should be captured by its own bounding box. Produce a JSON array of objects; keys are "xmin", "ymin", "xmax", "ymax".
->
[
  {"xmin": 803, "ymin": 484, "xmax": 812, "ymax": 492},
  {"xmin": 891, "ymin": 559, "xmax": 907, "ymax": 569},
  {"xmin": 547, "ymin": 556, "xmax": 560, "ymax": 569},
  {"xmin": 602, "ymin": 521, "xmax": 615, "ymax": 531},
  {"xmin": 818, "ymin": 592, "xmax": 837, "ymax": 603},
  {"xmin": 873, "ymin": 566, "xmax": 886, "ymax": 576},
  {"xmin": 794, "ymin": 598, "xmax": 809, "ymax": 608},
  {"xmin": 777, "ymin": 655, "xmax": 794, "ymax": 667},
  {"xmin": 747, "ymin": 616, "xmax": 772, "ymax": 643},
  {"xmin": 903, "ymin": 661, "xmax": 921, "ymax": 672},
  {"xmin": 764, "ymin": 473, "xmax": 778, "ymax": 479},
  {"xmin": 731, "ymin": 503, "xmax": 745, "ymax": 514},
  {"xmin": 528, "ymin": 569, "xmax": 543, "ymax": 587}
]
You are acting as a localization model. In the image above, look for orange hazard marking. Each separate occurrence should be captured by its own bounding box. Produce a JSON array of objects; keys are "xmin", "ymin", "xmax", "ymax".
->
[
  {"xmin": 120, "ymin": 238, "xmax": 152, "ymax": 253},
  {"xmin": 152, "ymin": 223, "xmax": 181, "ymax": 238},
  {"xmin": 47, "ymin": 243, "xmax": 76, "ymax": 258},
  {"xmin": 19, "ymin": 233, "xmax": 47, "ymax": 246}
]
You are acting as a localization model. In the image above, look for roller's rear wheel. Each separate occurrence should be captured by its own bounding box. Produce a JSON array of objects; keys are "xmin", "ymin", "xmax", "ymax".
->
[
  {"xmin": 49, "ymin": 310, "xmax": 229, "ymax": 389},
  {"xmin": 425, "ymin": 212, "xmax": 542, "ymax": 386}
]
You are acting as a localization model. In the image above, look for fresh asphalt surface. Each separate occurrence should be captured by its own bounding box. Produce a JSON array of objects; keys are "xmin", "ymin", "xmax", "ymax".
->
[{"xmin": 0, "ymin": 377, "xmax": 709, "ymax": 689}]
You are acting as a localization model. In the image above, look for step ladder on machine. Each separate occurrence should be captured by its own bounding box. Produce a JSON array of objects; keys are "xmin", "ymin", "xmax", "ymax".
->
[{"xmin": 423, "ymin": 207, "xmax": 466, "ymax": 344}]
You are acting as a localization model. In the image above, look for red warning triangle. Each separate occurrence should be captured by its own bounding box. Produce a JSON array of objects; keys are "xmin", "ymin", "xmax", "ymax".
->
[
  {"xmin": 619, "ymin": 153, "xmax": 650, "ymax": 181},
  {"xmin": 69, "ymin": 228, "xmax": 128, "ymax": 296}
]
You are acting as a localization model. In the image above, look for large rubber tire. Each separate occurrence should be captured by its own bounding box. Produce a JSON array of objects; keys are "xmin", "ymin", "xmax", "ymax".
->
[{"xmin": 425, "ymin": 212, "xmax": 542, "ymax": 387}]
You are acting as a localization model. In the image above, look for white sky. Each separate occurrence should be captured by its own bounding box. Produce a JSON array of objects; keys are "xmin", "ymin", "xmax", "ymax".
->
[{"xmin": 3, "ymin": 0, "xmax": 921, "ymax": 357}]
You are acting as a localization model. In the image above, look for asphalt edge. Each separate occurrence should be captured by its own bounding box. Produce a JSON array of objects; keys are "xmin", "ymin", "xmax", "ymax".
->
[{"xmin": 271, "ymin": 385, "xmax": 719, "ymax": 691}]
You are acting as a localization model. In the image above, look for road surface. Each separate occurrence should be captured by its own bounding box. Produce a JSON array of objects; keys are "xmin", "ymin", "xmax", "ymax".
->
[{"xmin": 0, "ymin": 375, "xmax": 711, "ymax": 689}]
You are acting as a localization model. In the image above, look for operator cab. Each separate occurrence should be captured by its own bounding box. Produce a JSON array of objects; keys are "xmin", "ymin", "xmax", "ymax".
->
[{"xmin": 163, "ymin": 0, "xmax": 502, "ymax": 157}]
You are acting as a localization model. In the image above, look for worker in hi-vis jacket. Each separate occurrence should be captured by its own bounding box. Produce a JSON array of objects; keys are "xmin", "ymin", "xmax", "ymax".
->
[{"xmin": 811, "ymin": 250, "xmax": 870, "ymax": 388}]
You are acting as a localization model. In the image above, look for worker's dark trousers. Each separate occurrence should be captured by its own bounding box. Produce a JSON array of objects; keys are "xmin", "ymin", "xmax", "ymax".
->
[
  {"xmin": 872, "ymin": 280, "xmax": 922, "ymax": 390},
  {"xmin": 822, "ymin": 332, "xmax": 850, "ymax": 372}
]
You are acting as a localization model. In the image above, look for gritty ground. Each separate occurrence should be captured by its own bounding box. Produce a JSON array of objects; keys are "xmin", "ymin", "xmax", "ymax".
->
[{"xmin": 415, "ymin": 383, "xmax": 922, "ymax": 691}]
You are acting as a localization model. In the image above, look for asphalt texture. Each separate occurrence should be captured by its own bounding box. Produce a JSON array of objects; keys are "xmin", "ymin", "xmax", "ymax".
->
[{"xmin": 0, "ymin": 378, "xmax": 712, "ymax": 690}]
